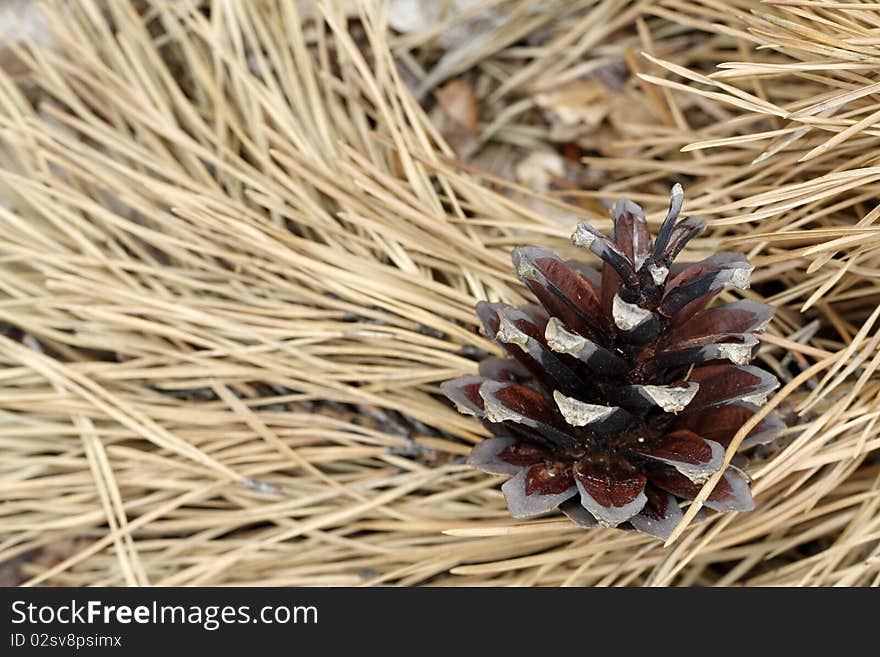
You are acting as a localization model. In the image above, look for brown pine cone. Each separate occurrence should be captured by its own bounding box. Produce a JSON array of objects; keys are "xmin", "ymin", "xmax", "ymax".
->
[{"xmin": 443, "ymin": 185, "xmax": 783, "ymax": 539}]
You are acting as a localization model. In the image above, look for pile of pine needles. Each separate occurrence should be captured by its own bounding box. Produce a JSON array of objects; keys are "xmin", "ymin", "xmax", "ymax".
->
[{"xmin": 1, "ymin": 0, "xmax": 879, "ymax": 586}]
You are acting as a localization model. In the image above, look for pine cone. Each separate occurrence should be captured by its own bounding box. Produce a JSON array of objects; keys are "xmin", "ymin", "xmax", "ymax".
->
[{"xmin": 443, "ymin": 185, "xmax": 783, "ymax": 539}]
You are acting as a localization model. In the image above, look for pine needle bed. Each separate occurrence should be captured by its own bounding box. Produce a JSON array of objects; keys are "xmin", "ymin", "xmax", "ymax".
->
[{"xmin": 1, "ymin": 0, "xmax": 879, "ymax": 587}]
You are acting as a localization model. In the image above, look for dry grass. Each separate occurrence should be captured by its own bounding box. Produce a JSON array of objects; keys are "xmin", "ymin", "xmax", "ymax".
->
[{"xmin": 0, "ymin": 0, "xmax": 879, "ymax": 586}]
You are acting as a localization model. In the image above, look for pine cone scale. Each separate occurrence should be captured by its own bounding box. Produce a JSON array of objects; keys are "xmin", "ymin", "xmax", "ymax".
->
[
  {"xmin": 574, "ymin": 460, "xmax": 648, "ymax": 527},
  {"xmin": 669, "ymin": 299, "xmax": 774, "ymax": 340},
  {"xmin": 512, "ymin": 247, "xmax": 607, "ymax": 342}
]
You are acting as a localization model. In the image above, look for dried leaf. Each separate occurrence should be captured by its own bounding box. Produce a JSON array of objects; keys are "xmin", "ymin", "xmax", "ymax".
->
[{"xmin": 435, "ymin": 78, "xmax": 479, "ymax": 134}]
